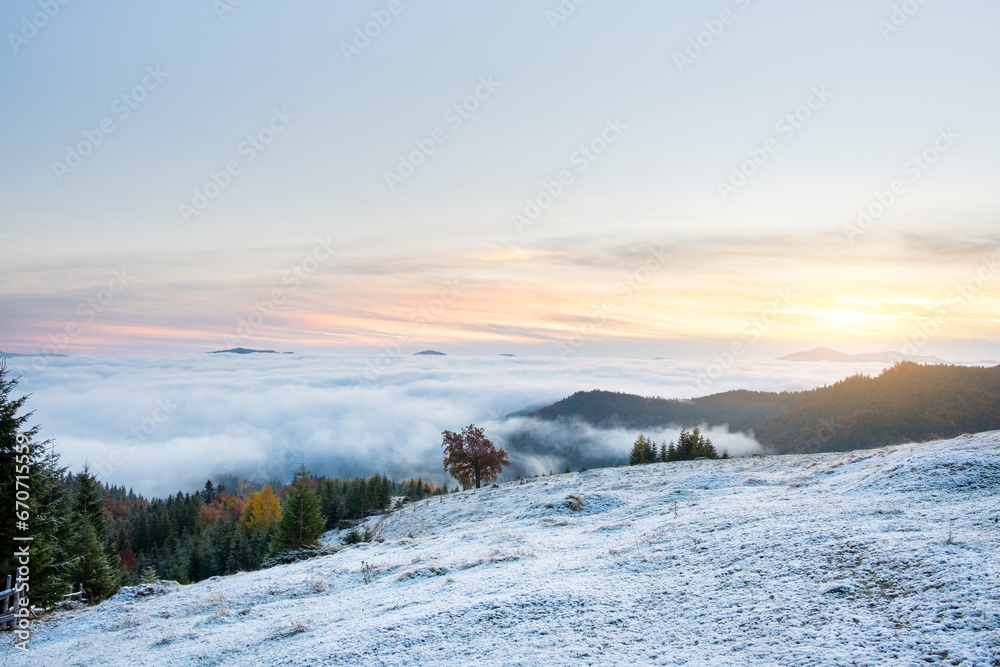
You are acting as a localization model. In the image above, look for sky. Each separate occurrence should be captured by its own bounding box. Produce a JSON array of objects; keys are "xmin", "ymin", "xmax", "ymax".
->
[
  {"xmin": 3, "ymin": 354, "xmax": 892, "ymax": 496},
  {"xmin": 1, "ymin": 0, "xmax": 998, "ymax": 359}
]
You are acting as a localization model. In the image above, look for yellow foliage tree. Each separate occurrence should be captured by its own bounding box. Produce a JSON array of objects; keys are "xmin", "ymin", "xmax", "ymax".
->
[{"xmin": 240, "ymin": 485, "xmax": 282, "ymax": 534}]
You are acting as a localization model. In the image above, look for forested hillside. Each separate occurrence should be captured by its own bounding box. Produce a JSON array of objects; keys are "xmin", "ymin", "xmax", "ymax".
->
[{"xmin": 528, "ymin": 363, "xmax": 1000, "ymax": 454}]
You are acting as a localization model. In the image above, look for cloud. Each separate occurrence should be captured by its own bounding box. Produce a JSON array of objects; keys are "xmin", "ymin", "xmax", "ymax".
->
[
  {"xmin": 4, "ymin": 354, "xmax": 897, "ymax": 497},
  {"xmin": 489, "ymin": 416, "xmax": 763, "ymax": 476}
]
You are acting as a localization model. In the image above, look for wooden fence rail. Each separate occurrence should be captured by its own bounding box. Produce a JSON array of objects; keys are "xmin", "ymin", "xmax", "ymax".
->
[{"xmin": 0, "ymin": 575, "xmax": 21, "ymax": 631}]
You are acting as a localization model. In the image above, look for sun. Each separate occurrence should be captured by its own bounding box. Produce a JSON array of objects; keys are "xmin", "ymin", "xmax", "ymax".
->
[{"xmin": 829, "ymin": 309, "xmax": 864, "ymax": 327}]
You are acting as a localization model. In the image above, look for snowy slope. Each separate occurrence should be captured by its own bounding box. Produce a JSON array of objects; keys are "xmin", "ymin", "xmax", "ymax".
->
[{"xmin": 5, "ymin": 432, "xmax": 1000, "ymax": 666}]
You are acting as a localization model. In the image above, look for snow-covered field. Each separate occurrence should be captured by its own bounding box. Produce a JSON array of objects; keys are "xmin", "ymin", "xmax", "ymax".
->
[{"xmin": 7, "ymin": 432, "xmax": 1000, "ymax": 666}]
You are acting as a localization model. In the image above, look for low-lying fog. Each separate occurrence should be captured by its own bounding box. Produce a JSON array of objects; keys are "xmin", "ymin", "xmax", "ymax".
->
[{"xmin": 5, "ymin": 354, "xmax": 891, "ymax": 496}]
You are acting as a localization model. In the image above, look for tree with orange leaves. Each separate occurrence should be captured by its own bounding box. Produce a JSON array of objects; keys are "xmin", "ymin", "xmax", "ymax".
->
[
  {"xmin": 442, "ymin": 424, "xmax": 509, "ymax": 489},
  {"xmin": 239, "ymin": 485, "xmax": 282, "ymax": 534}
]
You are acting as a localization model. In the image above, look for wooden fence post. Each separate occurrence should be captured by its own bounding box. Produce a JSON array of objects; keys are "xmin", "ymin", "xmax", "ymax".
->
[{"xmin": 0, "ymin": 574, "xmax": 19, "ymax": 631}]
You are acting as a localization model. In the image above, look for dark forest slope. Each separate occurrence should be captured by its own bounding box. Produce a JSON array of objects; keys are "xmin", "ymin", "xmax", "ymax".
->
[{"xmin": 527, "ymin": 363, "xmax": 1000, "ymax": 454}]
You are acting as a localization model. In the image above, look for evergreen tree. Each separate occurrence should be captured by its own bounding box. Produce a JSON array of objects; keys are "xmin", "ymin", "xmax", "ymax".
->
[
  {"xmin": 208, "ymin": 518, "xmax": 234, "ymax": 577},
  {"xmin": 271, "ymin": 465, "xmax": 325, "ymax": 552},
  {"xmin": 629, "ymin": 434, "xmax": 656, "ymax": 465},
  {"xmin": 668, "ymin": 427, "xmax": 717, "ymax": 462},
  {"xmin": 200, "ymin": 480, "xmax": 216, "ymax": 503},
  {"xmin": 1, "ymin": 362, "xmax": 73, "ymax": 606},
  {"xmin": 68, "ymin": 521, "xmax": 116, "ymax": 602},
  {"xmin": 187, "ymin": 535, "xmax": 206, "ymax": 582},
  {"xmin": 141, "ymin": 565, "xmax": 158, "ymax": 584},
  {"xmin": 319, "ymin": 479, "xmax": 343, "ymax": 529},
  {"xmin": 226, "ymin": 524, "xmax": 252, "ymax": 573},
  {"xmin": 345, "ymin": 480, "xmax": 364, "ymax": 520},
  {"xmin": 72, "ymin": 466, "xmax": 109, "ymax": 539},
  {"xmin": 64, "ymin": 466, "xmax": 122, "ymax": 601},
  {"xmin": 379, "ymin": 473, "xmax": 391, "ymax": 508}
]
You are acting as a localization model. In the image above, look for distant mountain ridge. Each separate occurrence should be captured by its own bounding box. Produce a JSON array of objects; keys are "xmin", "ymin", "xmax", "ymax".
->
[
  {"xmin": 0, "ymin": 350, "xmax": 67, "ymax": 358},
  {"xmin": 779, "ymin": 347, "xmax": 947, "ymax": 364},
  {"xmin": 414, "ymin": 350, "xmax": 446, "ymax": 356},
  {"xmin": 525, "ymin": 362, "xmax": 1000, "ymax": 455},
  {"xmin": 208, "ymin": 348, "xmax": 293, "ymax": 355}
]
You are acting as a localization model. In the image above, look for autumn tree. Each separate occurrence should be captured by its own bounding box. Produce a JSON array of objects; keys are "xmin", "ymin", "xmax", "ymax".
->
[
  {"xmin": 441, "ymin": 424, "xmax": 509, "ymax": 489},
  {"xmin": 240, "ymin": 485, "xmax": 282, "ymax": 535}
]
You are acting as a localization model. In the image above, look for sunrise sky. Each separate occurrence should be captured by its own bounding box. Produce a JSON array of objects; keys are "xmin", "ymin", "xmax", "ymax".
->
[{"xmin": 2, "ymin": 0, "xmax": 999, "ymax": 360}]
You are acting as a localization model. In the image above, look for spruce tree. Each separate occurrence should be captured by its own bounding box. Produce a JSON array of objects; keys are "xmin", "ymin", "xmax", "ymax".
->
[
  {"xmin": 200, "ymin": 480, "xmax": 216, "ymax": 503},
  {"xmin": 379, "ymin": 473, "xmax": 391, "ymax": 508},
  {"xmin": 271, "ymin": 465, "xmax": 325, "ymax": 552},
  {"xmin": 1, "ymin": 362, "xmax": 73, "ymax": 606},
  {"xmin": 226, "ymin": 524, "xmax": 252, "ymax": 573},
  {"xmin": 69, "ymin": 521, "xmax": 116, "ymax": 602},
  {"xmin": 319, "ymin": 480, "xmax": 343, "ymax": 529},
  {"xmin": 64, "ymin": 466, "xmax": 121, "ymax": 601},
  {"xmin": 72, "ymin": 466, "xmax": 108, "ymax": 539},
  {"xmin": 629, "ymin": 434, "xmax": 655, "ymax": 465}
]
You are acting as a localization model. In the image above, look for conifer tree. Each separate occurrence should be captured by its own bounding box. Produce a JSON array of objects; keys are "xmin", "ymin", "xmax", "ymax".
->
[
  {"xmin": 319, "ymin": 479, "xmax": 343, "ymax": 528},
  {"xmin": 73, "ymin": 466, "xmax": 109, "ymax": 538},
  {"xmin": 379, "ymin": 473, "xmax": 391, "ymax": 508},
  {"xmin": 69, "ymin": 521, "xmax": 117, "ymax": 602},
  {"xmin": 629, "ymin": 434, "xmax": 656, "ymax": 465},
  {"xmin": 226, "ymin": 524, "xmax": 252, "ymax": 573},
  {"xmin": 65, "ymin": 466, "xmax": 122, "ymax": 601},
  {"xmin": 271, "ymin": 465, "xmax": 325, "ymax": 552},
  {"xmin": 1, "ymin": 362, "xmax": 72, "ymax": 606}
]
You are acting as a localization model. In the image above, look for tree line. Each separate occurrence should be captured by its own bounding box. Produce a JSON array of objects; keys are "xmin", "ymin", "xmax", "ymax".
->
[
  {"xmin": 628, "ymin": 427, "xmax": 726, "ymax": 465},
  {"xmin": 1, "ymin": 361, "xmax": 452, "ymax": 607}
]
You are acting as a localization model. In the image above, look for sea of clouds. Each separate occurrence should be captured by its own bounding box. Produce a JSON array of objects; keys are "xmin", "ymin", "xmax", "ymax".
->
[{"xmin": 4, "ymin": 354, "xmax": 892, "ymax": 497}]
